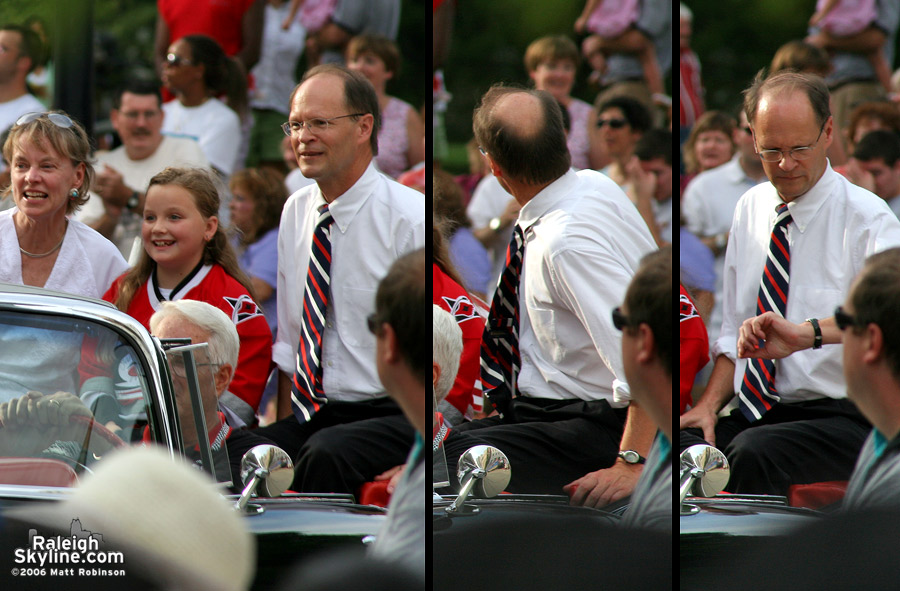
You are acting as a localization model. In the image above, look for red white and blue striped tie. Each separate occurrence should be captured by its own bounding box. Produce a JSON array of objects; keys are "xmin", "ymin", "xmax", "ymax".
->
[
  {"xmin": 292, "ymin": 204, "xmax": 334, "ymax": 424},
  {"xmin": 739, "ymin": 202, "xmax": 792, "ymax": 421},
  {"xmin": 480, "ymin": 224, "xmax": 524, "ymax": 417}
]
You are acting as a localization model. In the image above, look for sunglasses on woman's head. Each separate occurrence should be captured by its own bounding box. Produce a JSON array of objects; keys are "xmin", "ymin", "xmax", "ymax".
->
[{"xmin": 15, "ymin": 112, "xmax": 74, "ymax": 129}]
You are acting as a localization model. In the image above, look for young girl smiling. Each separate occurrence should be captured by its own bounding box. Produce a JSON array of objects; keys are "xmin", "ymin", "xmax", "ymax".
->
[{"xmin": 104, "ymin": 167, "xmax": 272, "ymax": 425}]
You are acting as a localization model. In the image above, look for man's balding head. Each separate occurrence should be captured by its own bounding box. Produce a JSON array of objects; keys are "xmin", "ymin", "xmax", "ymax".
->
[{"xmin": 473, "ymin": 84, "xmax": 570, "ymax": 185}]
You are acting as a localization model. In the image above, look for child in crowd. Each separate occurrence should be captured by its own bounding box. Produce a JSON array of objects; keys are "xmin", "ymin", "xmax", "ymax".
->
[
  {"xmin": 574, "ymin": 0, "xmax": 666, "ymax": 104},
  {"xmin": 104, "ymin": 167, "xmax": 272, "ymax": 425},
  {"xmin": 809, "ymin": 0, "xmax": 892, "ymax": 93}
]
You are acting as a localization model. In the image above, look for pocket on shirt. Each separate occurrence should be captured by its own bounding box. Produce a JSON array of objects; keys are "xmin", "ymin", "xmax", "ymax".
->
[
  {"xmin": 337, "ymin": 287, "xmax": 377, "ymax": 348},
  {"xmin": 788, "ymin": 285, "xmax": 843, "ymax": 320}
]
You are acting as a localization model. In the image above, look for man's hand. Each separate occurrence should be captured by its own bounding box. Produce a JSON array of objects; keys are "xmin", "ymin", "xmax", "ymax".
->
[
  {"xmin": 499, "ymin": 198, "xmax": 521, "ymax": 227},
  {"xmin": 679, "ymin": 402, "xmax": 720, "ymax": 447},
  {"xmin": 737, "ymin": 312, "xmax": 809, "ymax": 360},
  {"xmin": 0, "ymin": 391, "xmax": 93, "ymax": 456},
  {"xmin": 624, "ymin": 155, "xmax": 655, "ymax": 205},
  {"xmin": 95, "ymin": 165, "xmax": 129, "ymax": 209},
  {"xmin": 563, "ymin": 460, "xmax": 642, "ymax": 508},
  {"xmin": 374, "ymin": 464, "xmax": 405, "ymax": 495}
]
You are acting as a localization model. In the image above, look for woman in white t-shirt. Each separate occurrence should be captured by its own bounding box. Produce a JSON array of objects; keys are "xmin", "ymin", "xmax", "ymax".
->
[{"xmin": 161, "ymin": 34, "xmax": 246, "ymax": 177}]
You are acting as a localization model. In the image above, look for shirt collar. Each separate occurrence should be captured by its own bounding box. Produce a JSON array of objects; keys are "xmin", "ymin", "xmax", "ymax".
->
[
  {"xmin": 778, "ymin": 161, "xmax": 836, "ymax": 233},
  {"xmin": 516, "ymin": 169, "xmax": 579, "ymax": 232},
  {"xmin": 312, "ymin": 161, "xmax": 379, "ymax": 234}
]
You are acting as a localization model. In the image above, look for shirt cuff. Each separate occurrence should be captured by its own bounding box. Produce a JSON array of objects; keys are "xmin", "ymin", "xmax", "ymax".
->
[
  {"xmin": 612, "ymin": 379, "xmax": 631, "ymax": 406},
  {"xmin": 272, "ymin": 340, "xmax": 295, "ymax": 375}
]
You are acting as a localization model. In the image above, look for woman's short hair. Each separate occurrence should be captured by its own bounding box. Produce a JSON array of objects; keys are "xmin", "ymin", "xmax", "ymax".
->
[
  {"xmin": 346, "ymin": 33, "xmax": 402, "ymax": 76},
  {"xmin": 229, "ymin": 168, "xmax": 287, "ymax": 246},
  {"xmin": 433, "ymin": 304, "xmax": 462, "ymax": 403},
  {"xmin": 524, "ymin": 35, "xmax": 580, "ymax": 72},
  {"xmin": 683, "ymin": 110, "xmax": 736, "ymax": 174},
  {"xmin": 2, "ymin": 110, "xmax": 94, "ymax": 214}
]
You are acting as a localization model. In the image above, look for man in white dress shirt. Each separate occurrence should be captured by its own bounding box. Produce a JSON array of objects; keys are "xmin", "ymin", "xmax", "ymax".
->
[
  {"xmin": 255, "ymin": 65, "xmax": 425, "ymax": 485},
  {"xmin": 680, "ymin": 71, "xmax": 900, "ymax": 495},
  {"xmin": 441, "ymin": 84, "xmax": 657, "ymax": 504}
]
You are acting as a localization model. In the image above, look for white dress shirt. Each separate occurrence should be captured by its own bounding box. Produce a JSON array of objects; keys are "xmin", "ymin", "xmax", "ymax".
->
[
  {"xmin": 716, "ymin": 163, "xmax": 900, "ymax": 402},
  {"xmin": 273, "ymin": 162, "xmax": 425, "ymax": 400},
  {"xmin": 683, "ymin": 156, "xmax": 767, "ymax": 342},
  {"xmin": 514, "ymin": 169, "xmax": 656, "ymax": 404}
]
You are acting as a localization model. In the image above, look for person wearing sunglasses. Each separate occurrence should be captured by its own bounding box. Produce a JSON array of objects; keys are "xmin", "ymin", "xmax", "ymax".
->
[
  {"xmin": 591, "ymin": 95, "xmax": 652, "ymax": 190},
  {"xmin": 734, "ymin": 248, "xmax": 900, "ymax": 511},
  {"xmin": 680, "ymin": 71, "xmax": 900, "ymax": 497},
  {"xmin": 161, "ymin": 35, "xmax": 246, "ymax": 178},
  {"xmin": 613, "ymin": 247, "xmax": 672, "ymax": 531},
  {"xmin": 0, "ymin": 111, "xmax": 128, "ymax": 298}
]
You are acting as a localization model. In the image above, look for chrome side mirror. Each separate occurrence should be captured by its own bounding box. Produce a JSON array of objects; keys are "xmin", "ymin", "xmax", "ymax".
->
[
  {"xmin": 234, "ymin": 445, "xmax": 293, "ymax": 514},
  {"xmin": 680, "ymin": 444, "xmax": 729, "ymax": 515},
  {"xmin": 446, "ymin": 445, "xmax": 511, "ymax": 515}
]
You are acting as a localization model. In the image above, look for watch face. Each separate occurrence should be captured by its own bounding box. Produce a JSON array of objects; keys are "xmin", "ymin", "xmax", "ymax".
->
[
  {"xmin": 489, "ymin": 217, "xmax": 501, "ymax": 231},
  {"xmin": 620, "ymin": 450, "xmax": 638, "ymax": 463}
]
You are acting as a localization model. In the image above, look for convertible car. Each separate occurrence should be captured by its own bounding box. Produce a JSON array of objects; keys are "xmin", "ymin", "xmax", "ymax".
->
[{"xmin": 0, "ymin": 283, "xmax": 385, "ymax": 590}]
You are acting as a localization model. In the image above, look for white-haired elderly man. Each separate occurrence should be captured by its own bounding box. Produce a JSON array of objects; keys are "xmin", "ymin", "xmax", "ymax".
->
[{"xmin": 149, "ymin": 299, "xmax": 274, "ymax": 490}]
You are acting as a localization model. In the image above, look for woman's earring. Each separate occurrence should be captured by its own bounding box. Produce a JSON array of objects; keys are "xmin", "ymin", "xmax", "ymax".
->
[{"xmin": 69, "ymin": 189, "xmax": 79, "ymax": 199}]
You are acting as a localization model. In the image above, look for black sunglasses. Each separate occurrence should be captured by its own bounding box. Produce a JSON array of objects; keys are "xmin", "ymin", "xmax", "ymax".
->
[
  {"xmin": 834, "ymin": 306, "xmax": 864, "ymax": 331},
  {"xmin": 611, "ymin": 307, "xmax": 630, "ymax": 331},
  {"xmin": 596, "ymin": 118, "xmax": 627, "ymax": 130}
]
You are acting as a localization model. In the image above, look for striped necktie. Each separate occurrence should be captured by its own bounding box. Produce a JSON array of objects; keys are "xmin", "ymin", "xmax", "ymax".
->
[
  {"xmin": 480, "ymin": 224, "xmax": 525, "ymax": 417},
  {"xmin": 291, "ymin": 203, "xmax": 334, "ymax": 424},
  {"xmin": 739, "ymin": 202, "xmax": 792, "ymax": 421}
]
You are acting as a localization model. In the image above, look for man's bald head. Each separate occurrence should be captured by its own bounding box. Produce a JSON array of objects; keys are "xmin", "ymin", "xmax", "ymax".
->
[{"xmin": 473, "ymin": 84, "xmax": 570, "ymax": 185}]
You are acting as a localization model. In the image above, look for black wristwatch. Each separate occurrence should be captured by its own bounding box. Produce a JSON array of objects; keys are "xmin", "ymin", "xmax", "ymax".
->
[
  {"xmin": 806, "ymin": 317, "xmax": 823, "ymax": 349},
  {"xmin": 617, "ymin": 450, "xmax": 646, "ymax": 465},
  {"xmin": 126, "ymin": 190, "xmax": 140, "ymax": 211}
]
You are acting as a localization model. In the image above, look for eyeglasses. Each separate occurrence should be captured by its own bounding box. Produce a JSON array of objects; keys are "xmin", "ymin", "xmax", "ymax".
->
[
  {"xmin": 169, "ymin": 358, "xmax": 220, "ymax": 379},
  {"xmin": 119, "ymin": 110, "xmax": 161, "ymax": 120},
  {"xmin": 281, "ymin": 113, "xmax": 366, "ymax": 136},
  {"xmin": 15, "ymin": 112, "xmax": 74, "ymax": 129},
  {"xmin": 742, "ymin": 126, "xmax": 753, "ymax": 135},
  {"xmin": 165, "ymin": 53, "xmax": 194, "ymax": 67},
  {"xmin": 611, "ymin": 307, "xmax": 631, "ymax": 331},
  {"xmin": 756, "ymin": 119, "xmax": 826, "ymax": 163},
  {"xmin": 596, "ymin": 118, "xmax": 627, "ymax": 130},
  {"xmin": 834, "ymin": 306, "xmax": 864, "ymax": 331}
]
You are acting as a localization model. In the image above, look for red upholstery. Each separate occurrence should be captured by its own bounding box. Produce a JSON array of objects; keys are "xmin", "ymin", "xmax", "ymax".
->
[
  {"xmin": 788, "ymin": 481, "xmax": 848, "ymax": 509},
  {"xmin": 358, "ymin": 480, "xmax": 392, "ymax": 507},
  {"xmin": 0, "ymin": 458, "xmax": 78, "ymax": 487}
]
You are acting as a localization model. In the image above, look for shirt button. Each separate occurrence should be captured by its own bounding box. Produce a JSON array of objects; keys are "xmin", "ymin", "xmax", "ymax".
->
[
  {"xmin": 326, "ymin": 322, "xmax": 333, "ymax": 329},
  {"xmin": 327, "ymin": 361, "xmax": 333, "ymax": 367}
]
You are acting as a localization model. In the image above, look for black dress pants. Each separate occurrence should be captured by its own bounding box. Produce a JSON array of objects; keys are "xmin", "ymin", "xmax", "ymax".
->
[
  {"xmin": 440, "ymin": 397, "xmax": 628, "ymax": 494},
  {"xmin": 680, "ymin": 398, "xmax": 871, "ymax": 496}
]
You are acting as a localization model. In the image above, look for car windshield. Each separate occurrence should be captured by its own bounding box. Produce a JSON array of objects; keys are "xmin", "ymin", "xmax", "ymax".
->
[
  {"xmin": 0, "ymin": 309, "xmax": 154, "ymax": 486},
  {"xmin": 164, "ymin": 344, "xmax": 232, "ymax": 486}
]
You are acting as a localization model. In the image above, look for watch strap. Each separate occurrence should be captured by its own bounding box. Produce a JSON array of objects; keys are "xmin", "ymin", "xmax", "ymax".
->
[{"xmin": 807, "ymin": 317, "xmax": 822, "ymax": 349}]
